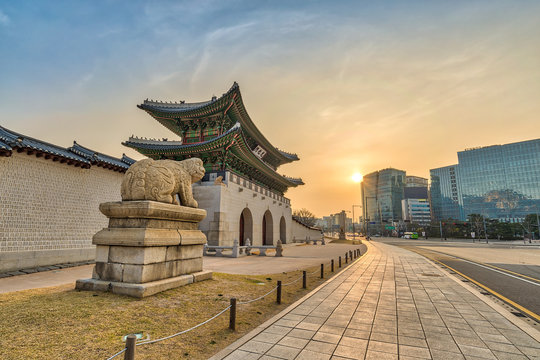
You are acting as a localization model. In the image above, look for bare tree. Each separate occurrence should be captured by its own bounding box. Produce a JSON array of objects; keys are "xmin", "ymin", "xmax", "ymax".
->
[{"xmin": 293, "ymin": 208, "xmax": 317, "ymax": 227}]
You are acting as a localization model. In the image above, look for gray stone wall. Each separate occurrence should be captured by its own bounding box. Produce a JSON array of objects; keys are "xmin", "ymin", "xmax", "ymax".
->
[{"xmin": 0, "ymin": 152, "xmax": 124, "ymax": 272}]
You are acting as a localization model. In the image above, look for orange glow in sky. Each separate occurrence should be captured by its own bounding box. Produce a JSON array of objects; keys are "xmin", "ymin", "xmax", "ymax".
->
[{"xmin": 1, "ymin": 2, "xmax": 540, "ymax": 217}]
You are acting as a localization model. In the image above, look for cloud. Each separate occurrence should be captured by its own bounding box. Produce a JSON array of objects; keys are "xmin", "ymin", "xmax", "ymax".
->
[{"xmin": 0, "ymin": 9, "xmax": 10, "ymax": 25}]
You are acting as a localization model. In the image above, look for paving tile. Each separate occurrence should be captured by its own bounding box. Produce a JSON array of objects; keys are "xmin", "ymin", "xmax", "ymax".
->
[
  {"xmin": 482, "ymin": 341, "xmax": 521, "ymax": 355},
  {"xmin": 458, "ymin": 344, "xmax": 497, "ymax": 359},
  {"xmin": 253, "ymin": 332, "xmax": 286, "ymax": 344},
  {"xmin": 333, "ymin": 344, "xmax": 366, "ymax": 359},
  {"xmin": 312, "ymin": 332, "xmax": 342, "ymax": 344},
  {"xmin": 338, "ymin": 336, "xmax": 368, "ymax": 349},
  {"xmin": 343, "ymin": 328, "xmax": 370, "ymax": 340},
  {"xmin": 398, "ymin": 327, "xmax": 425, "ymax": 338},
  {"xmin": 490, "ymin": 350, "xmax": 529, "ymax": 360},
  {"xmin": 453, "ymin": 335, "xmax": 486, "ymax": 347},
  {"xmin": 277, "ymin": 336, "xmax": 309, "ymax": 349},
  {"xmin": 367, "ymin": 340, "xmax": 398, "ymax": 354},
  {"xmin": 398, "ymin": 335, "xmax": 428, "ymax": 348},
  {"xmin": 398, "ymin": 344, "xmax": 431, "ymax": 359},
  {"xmin": 365, "ymin": 350, "xmax": 398, "ymax": 360},
  {"xmin": 274, "ymin": 319, "xmax": 302, "ymax": 328},
  {"xmin": 239, "ymin": 341, "xmax": 274, "ymax": 355},
  {"xmin": 476, "ymin": 332, "xmax": 511, "ymax": 344},
  {"xmin": 304, "ymin": 340, "xmax": 337, "ymax": 355},
  {"xmin": 296, "ymin": 349, "xmax": 332, "ymax": 360},
  {"xmin": 265, "ymin": 325, "xmax": 293, "ymax": 336},
  {"xmin": 512, "ymin": 345, "xmax": 540, "ymax": 357},
  {"xmin": 426, "ymin": 337, "xmax": 461, "ymax": 353},
  {"xmin": 295, "ymin": 321, "xmax": 322, "ymax": 331},
  {"xmin": 287, "ymin": 328, "xmax": 315, "ymax": 340},
  {"xmin": 224, "ymin": 349, "xmax": 263, "ymax": 359},
  {"xmin": 369, "ymin": 331, "xmax": 397, "ymax": 343},
  {"xmin": 265, "ymin": 344, "xmax": 301, "ymax": 359},
  {"xmin": 319, "ymin": 325, "xmax": 346, "ymax": 335}
]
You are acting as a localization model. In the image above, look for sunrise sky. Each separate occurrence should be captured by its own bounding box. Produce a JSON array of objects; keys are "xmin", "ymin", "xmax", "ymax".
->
[{"xmin": 1, "ymin": 0, "xmax": 539, "ymax": 217}]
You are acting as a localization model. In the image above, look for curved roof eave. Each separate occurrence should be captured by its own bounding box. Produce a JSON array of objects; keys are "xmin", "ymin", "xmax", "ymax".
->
[{"xmin": 138, "ymin": 83, "xmax": 299, "ymax": 166}]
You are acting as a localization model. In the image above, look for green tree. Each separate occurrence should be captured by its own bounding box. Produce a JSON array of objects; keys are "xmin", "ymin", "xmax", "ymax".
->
[{"xmin": 522, "ymin": 214, "xmax": 540, "ymax": 239}]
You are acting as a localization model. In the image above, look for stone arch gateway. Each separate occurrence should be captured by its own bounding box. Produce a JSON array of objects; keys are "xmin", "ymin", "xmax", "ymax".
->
[
  {"xmin": 280, "ymin": 216, "xmax": 287, "ymax": 243},
  {"xmin": 262, "ymin": 210, "xmax": 273, "ymax": 245}
]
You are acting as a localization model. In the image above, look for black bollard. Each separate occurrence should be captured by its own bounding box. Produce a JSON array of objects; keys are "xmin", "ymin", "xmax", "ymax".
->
[
  {"xmin": 331, "ymin": 259, "xmax": 334, "ymax": 272},
  {"xmin": 277, "ymin": 280, "xmax": 282, "ymax": 304},
  {"xmin": 303, "ymin": 271, "xmax": 307, "ymax": 289},
  {"xmin": 124, "ymin": 335, "xmax": 136, "ymax": 360},
  {"xmin": 229, "ymin": 298, "xmax": 237, "ymax": 331}
]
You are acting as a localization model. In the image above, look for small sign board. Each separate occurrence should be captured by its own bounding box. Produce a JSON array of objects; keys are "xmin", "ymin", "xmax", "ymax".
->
[
  {"xmin": 253, "ymin": 145, "xmax": 267, "ymax": 159},
  {"xmin": 471, "ymin": 232, "xmax": 475, "ymax": 238},
  {"xmin": 385, "ymin": 225, "xmax": 395, "ymax": 230}
]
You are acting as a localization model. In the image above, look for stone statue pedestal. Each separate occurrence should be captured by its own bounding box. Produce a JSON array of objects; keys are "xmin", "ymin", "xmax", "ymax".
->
[
  {"xmin": 338, "ymin": 230, "xmax": 346, "ymax": 240},
  {"xmin": 76, "ymin": 200, "xmax": 212, "ymax": 298}
]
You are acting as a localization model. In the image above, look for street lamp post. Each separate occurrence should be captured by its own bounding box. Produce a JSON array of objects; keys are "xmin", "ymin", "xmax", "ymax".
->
[{"xmin": 352, "ymin": 205, "xmax": 362, "ymax": 242}]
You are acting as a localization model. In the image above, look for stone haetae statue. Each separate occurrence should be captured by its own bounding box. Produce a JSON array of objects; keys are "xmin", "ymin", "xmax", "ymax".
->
[{"xmin": 121, "ymin": 158, "xmax": 205, "ymax": 207}]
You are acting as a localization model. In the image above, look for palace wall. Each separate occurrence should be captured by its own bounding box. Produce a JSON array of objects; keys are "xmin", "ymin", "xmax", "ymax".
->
[
  {"xmin": 291, "ymin": 218, "xmax": 324, "ymax": 242},
  {"xmin": 0, "ymin": 152, "xmax": 124, "ymax": 272},
  {"xmin": 193, "ymin": 171, "xmax": 293, "ymax": 247}
]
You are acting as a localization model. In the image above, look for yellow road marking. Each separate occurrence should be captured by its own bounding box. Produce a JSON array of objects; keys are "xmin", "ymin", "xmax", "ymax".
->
[
  {"xmin": 403, "ymin": 246, "xmax": 540, "ymax": 323},
  {"xmin": 419, "ymin": 247, "xmax": 540, "ymax": 283}
]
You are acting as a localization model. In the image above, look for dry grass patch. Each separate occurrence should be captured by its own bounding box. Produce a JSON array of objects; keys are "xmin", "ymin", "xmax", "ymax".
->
[{"xmin": 0, "ymin": 265, "xmax": 340, "ymax": 360}]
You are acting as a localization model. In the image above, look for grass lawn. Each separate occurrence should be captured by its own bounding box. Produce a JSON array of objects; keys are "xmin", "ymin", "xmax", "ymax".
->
[{"xmin": 0, "ymin": 262, "xmax": 349, "ymax": 360}]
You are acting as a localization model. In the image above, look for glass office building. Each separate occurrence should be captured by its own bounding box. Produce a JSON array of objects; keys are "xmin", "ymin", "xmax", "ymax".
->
[
  {"xmin": 430, "ymin": 165, "xmax": 464, "ymax": 221},
  {"xmin": 361, "ymin": 168, "xmax": 406, "ymax": 223},
  {"xmin": 458, "ymin": 139, "xmax": 540, "ymax": 222}
]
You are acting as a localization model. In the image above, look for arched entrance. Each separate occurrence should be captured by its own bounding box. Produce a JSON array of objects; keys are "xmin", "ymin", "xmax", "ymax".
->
[
  {"xmin": 239, "ymin": 208, "xmax": 253, "ymax": 246},
  {"xmin": 262, "ymin": 210, "xmax": 273, "ymax": 245},
  {"xmin": 280, "ymin": 216, "xmax": 286, "ymax": 243}
]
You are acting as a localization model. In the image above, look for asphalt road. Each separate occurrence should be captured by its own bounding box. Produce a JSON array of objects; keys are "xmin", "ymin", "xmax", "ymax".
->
[{"xmin": 376, "ymin": 238, "xmax": 540, "ymax": 321}]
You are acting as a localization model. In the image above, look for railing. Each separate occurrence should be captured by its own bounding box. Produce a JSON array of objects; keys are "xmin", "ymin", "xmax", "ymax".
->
[
  {"xmin": 105, "ymin": 247, "xmax": 365, "ymax": 360},
  {"xmin": 292, "ymin": 236, "xmax": 326, "ymax": 245},
  {"xmin": 203, "ymin": 239, "xmax": 284, "ymax": 258}
]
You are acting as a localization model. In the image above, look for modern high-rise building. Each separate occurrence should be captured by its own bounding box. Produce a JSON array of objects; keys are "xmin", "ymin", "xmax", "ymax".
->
[
  {"xmin": 458, "ymin": 139, "xmax": 540, "ymax": 222},
  {"xmin": 361, "ymin": 168, "xmax": 406, "ymax": 223},
  {"xmin": 430, "ymin": 138, "xmax": 540, "ymax": 222},
  {"xmin": 404, "ymin": 175, "xmax": 428, "ymax": 199},
  {"xmin": 401, "ymin": 198, "xmax": 431, "ymax": 225},
  {"xmin": 430, "ymin": 165, "xmax": 463, "ymax": 221}
]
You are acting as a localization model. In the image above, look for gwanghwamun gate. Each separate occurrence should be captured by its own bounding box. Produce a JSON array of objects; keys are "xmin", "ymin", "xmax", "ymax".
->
[{"xmin": 0, "ymin": 83, "xmax": 322, "ymax": 273}]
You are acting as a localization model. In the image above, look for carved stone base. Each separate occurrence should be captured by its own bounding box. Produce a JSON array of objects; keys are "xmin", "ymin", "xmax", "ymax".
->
[
  {"xmin": 76, "ymin": 270, "xmax": 213, "ymax": 298},
  {"xmin": 76, "ymin": 200, "xmax": 212, "ymax": 297}
]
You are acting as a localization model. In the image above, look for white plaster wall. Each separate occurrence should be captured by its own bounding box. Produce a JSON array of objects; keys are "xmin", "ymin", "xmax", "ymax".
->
[
  {"xmin": 0, "ymin": 152, "xmax": 124, "ymax": 271},
  {"xmin": 291, "ymin": 220, "xmax": 324, "ymax": 241},
  {"xmin": 192, "ymin": 172, "xmax": 293, "ymax": 247}
]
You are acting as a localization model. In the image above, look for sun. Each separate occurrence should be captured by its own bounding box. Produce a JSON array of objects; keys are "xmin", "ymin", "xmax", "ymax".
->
[{"xmin": 352, "ymin": 172, "xmax": 363, "ymax": 183}]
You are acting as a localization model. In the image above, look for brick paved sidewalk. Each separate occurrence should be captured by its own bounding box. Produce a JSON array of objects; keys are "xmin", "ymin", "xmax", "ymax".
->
[{"xmin": 211, "ymin": 242, "xmax": 540, "ymax": 360}]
